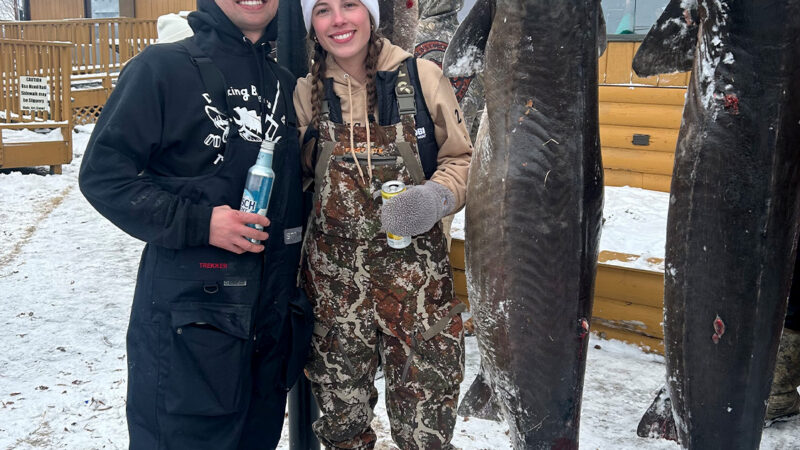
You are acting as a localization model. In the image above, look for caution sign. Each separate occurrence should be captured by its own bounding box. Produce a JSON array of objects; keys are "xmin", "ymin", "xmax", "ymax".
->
[{"xmin": 19, "ymin": 76, "xmax": 50, "ymax": 113}]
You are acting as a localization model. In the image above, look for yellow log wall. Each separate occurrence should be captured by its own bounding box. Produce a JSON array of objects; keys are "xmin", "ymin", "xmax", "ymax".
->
[{"xmin": 599, "ymin": 40, "xmax": 690, "ymax": 193}]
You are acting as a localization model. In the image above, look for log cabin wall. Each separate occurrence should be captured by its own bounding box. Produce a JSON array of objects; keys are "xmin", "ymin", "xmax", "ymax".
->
[{"xmin": 599, "ymin": 36, "xmax": 690, "ymax": 193}]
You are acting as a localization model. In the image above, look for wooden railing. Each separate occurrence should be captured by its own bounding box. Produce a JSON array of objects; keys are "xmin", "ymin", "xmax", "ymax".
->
[
  {"xmin": 0, "ymin": 18, "xmax": 157, "ymax": 83},
  {"xmin": 0, "ymin": 39, "xmax": 73, "ymax": 173},
  {"xmin": 1, "ymin": 39, "xmax": 72, "ymax": 124}
]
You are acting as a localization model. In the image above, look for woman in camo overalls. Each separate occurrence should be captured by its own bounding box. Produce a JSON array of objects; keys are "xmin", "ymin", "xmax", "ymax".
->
[{"xmin": 293, "ymin": 0, "xmax": 473, "ymax": 448}]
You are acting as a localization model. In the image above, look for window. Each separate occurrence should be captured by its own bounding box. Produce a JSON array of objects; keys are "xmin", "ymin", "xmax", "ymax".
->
[{"xmin": 603, "ymin": 0, "xmax": 669, "ymax": 36}]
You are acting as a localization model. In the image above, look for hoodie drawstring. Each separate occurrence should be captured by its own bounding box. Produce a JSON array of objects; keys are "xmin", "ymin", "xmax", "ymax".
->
[{"xmin": 346, "ymin": 74, "xmax": 367, "ymax": 184}]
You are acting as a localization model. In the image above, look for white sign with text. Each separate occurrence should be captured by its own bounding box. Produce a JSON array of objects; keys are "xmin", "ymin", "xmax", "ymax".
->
[{"xmin": 19, "ymin": 76, "xmax": 50, "ymax": 112}]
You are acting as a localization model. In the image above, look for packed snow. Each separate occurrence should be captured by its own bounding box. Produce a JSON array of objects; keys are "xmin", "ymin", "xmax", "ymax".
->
[{"xmin": 1, "ymin": 126, "xmax": 798, "ymax": 449}]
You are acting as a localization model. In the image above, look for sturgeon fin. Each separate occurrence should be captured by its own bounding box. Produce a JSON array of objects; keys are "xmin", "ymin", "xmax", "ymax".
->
[
  {"xmin": 598, "ymin": 4, "xmax": 608, "ymax": 57},
  {"xmin": 442, "ymin": 0, "xmax": 495, "ymax": 78},
  {"xmin": 632, "ymin": 0, "xmax": 699, "ymax": 77},
  {"xmin": 456, "ymin": 367, "xmax": 501, "ymax": 421},
  {"xmin": 636, "ymin": 385, "xmax": 679, "ymax": 442}
]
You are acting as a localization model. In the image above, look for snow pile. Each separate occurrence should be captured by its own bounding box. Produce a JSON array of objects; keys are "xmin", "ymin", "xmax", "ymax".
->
[
  {"xmin": 1, "ymin": 127, "xmax": 798, "ymax": 449},
  {"xmin": 1, "ymin": 128, "xmax": 64, "ymax": 144}
]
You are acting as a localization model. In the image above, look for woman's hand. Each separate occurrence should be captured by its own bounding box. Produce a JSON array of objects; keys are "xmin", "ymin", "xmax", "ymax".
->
[{"xmin": 380, "ymin": 181, "xmax": 455, "ymax": 236}]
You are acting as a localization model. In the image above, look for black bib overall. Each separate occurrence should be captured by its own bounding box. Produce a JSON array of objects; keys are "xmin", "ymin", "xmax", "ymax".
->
[{"xmin": 125, "ymin": 40, "xmax": 312, "ymax": 450}]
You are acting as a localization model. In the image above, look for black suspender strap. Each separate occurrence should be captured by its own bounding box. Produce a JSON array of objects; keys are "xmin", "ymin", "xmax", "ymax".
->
[
  {"xmin": 321, "ymin": 99, "xmax": 330, "ymax": 117},
  {"xmin": 321, "ymin": 77, "xmax": 341, "ymax": 123},
  {"xmin": 178, "ymin": 37, "xmax": 232, "ymax": 116}
]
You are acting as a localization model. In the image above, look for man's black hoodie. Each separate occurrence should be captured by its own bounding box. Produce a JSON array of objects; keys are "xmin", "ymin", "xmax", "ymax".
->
[{"xmin": 79, "ymin": 0, "xmax": 296, "ymax": 249}]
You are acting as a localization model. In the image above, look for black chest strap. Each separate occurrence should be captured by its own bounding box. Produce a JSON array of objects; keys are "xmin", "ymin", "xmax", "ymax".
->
[{"xmin": 178, "ymin": 37, "xmax": 233, "ymax": 117}]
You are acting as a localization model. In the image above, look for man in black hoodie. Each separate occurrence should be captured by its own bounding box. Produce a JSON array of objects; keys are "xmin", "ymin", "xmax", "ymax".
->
[{"xmin": 79, "ymin": 1, "xmax": 312, "ymax": 448}]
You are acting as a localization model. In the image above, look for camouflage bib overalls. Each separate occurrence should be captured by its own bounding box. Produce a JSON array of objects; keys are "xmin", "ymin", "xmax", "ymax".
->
[{"xmin": 303, "ymin": 66, "xmax": 465, "ymax": 450}]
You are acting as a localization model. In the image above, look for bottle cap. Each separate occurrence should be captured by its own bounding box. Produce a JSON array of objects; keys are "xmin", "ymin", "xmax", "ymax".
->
[{"xmin": 260, "ymin": 139, "xmax": 276, "ymax": 153}]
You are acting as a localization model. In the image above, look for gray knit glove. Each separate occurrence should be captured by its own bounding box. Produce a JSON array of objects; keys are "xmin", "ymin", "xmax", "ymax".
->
[{"xmin": 380, "ymin": 181, "xmax": 455, "ymax": 236}]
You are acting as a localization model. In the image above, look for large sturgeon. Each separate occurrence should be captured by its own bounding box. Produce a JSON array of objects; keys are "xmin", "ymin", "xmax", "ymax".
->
[
  {"xmin": 443, "ymin": 1, "xmax": 605, "ymax": 447},
  {"xmin": 632, "ymin": 0, "xmax": 800, "ymax": 447}
]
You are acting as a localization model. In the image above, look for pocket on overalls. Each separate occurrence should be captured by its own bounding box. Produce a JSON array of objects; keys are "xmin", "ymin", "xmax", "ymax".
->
[
  {"xmin": 164, "ymin": 301, "xmax": 253, "ymax": 416},
  {"xmin": 306, "ymin": 321, "xmax": 359, "ymax": 384},
  {"xmin": 402, "ymin": 302, "xmax": 467, "ymax": 385}
]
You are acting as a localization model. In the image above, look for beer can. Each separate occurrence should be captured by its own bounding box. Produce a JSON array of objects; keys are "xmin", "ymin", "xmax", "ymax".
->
[{"xmin": 381, "ymin": 180, "xmax": 412, "ymax": 249}]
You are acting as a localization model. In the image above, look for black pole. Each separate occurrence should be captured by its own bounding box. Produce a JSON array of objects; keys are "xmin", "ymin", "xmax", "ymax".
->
[{"xmin": 288, "ymin": 375, "xmax": 320, "ymax": 450}]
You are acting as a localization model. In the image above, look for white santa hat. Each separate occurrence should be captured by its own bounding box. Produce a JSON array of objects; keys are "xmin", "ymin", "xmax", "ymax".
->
[{"xmin": 301, "ymin": 0, "xmax": 380, "ymax": 32}]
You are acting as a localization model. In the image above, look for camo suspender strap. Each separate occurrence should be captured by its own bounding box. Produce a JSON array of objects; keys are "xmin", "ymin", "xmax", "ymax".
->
[
  {"xmin": 396, "ymin": 59, "xmax": 425, "ymax": 186},
  {"xmin": 314, "ymin": 140, "xmax": 336, "ymax": 199},
  {"xmin": 395, "ymin": 61, "xmax": 417, "ymax": 117}
]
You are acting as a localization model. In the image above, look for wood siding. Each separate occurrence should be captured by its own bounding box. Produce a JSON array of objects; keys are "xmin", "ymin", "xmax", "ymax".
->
[
  {"xmin": 599, "ymin": 40, "xmax": 690, "ymax": 193},
  {"xmin": 29, "ymin": 0, "xmax": 86, "ymax": 20},
  {"xmin": 134, "ymin": 0, "xmax": 196, "ymax": 19}
]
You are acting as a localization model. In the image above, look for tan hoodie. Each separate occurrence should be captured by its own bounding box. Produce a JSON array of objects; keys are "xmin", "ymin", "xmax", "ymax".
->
[{"xmin": 293, "ymin": 39, "xmax": 473, "ymax": 209}]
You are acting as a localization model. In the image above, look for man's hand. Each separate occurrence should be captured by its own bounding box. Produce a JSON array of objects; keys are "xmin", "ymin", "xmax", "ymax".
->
[{"xmin": 209, "ymin": 205, "xmax": 270, "ymax": 254}]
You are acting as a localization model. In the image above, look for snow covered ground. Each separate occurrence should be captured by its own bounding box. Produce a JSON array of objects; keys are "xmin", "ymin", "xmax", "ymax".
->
[{"xmin": 1, "ymin": 126, "xmax": 798, "ymax": 449}]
